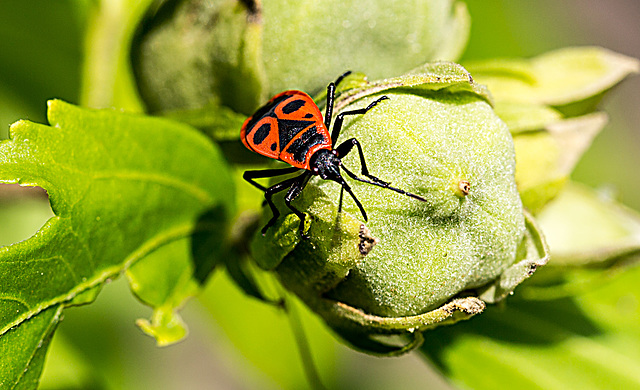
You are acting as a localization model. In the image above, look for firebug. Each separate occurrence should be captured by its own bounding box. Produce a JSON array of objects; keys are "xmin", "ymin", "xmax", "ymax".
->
[{"xmin": 242, "ymin": 71, "xmax": 427, "ymax": 238}]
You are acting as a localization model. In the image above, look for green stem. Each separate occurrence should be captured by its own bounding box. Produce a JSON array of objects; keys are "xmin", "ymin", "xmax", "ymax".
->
[
  {"xmin": 285, "ymin": 295, "xmax": 328, "ymax": 390},
  {"xmin": 80, "ymin": 0, "xmax": 152, "ymax": 110}
]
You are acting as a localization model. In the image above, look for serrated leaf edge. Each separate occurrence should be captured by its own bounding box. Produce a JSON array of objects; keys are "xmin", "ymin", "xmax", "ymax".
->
[{"xmin": 0, "ymin": 222, "xmax": 196, "ymax": 337}]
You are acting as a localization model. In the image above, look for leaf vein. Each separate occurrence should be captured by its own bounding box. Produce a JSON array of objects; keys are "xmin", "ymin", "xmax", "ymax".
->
[
  {"xmin": 91, "ymin": 170, "xmax": 213, "ymax": 205},
  {"xmin": 1, "ymin": 223, "xmax": 196, "ymax": 336},
  {"xmin": 0, "ymin": 295, "xmax": 31, "ymax": 311}
]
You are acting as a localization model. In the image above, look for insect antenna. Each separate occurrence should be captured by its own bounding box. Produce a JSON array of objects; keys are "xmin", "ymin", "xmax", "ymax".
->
[
  {"xmin": 337, "ymin": 177, "xmax": 368, "ymax": 221},
  {"xmin": 341, "ymin": 165, "xmax": 428, "ymax": 202}
]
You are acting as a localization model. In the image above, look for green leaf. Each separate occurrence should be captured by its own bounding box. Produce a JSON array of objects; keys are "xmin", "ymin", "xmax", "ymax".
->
[
  {"xmin": 420, "ymin": 267, "xmax": 640, "ymax": 390},
  {"xmin": 0, "ymin": 100, "xmax": 235, "ymax": 382},
  {"xmin": 0, "ymin": 305, "xmax": 63, "ymax": 390},
  {"xmin": 464, "ymin": 47, "xmax": 640, "ymax": 115},
  {"xmin": 128, "ymin": 239, "xmax": 198, "ymax": 346}
]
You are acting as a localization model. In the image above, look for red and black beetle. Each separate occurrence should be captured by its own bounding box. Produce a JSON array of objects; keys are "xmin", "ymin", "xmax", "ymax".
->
[{"xmin": 242, "ymin": 71, "xmax": 426, "ymax": 238}]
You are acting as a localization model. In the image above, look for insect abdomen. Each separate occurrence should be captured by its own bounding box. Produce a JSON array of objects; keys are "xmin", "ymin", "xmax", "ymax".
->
[{"xmin": 241, "ymin": 91, "xmax": 331, "ymax": 169}]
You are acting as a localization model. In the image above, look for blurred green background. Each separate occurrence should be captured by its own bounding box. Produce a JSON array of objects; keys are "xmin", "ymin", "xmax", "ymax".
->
[{"xmin": 1, "ymin": 1, "xmax": 638, "ymax": 389}]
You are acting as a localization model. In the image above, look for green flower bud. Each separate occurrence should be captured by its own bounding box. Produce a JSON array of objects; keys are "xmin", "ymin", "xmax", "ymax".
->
[
  {"xmin": 132, "ymin": 0, "xmax": 469, "ymax": 114},
  {"xmin": 250, "ymin": 65, "xmax": 548, "ymax": 353}
]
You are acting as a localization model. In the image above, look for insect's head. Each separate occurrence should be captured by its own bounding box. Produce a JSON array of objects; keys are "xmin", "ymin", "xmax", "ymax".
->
[
  {"xmin": 309, "ymin": 149, "xmax": 343, "ymax": 182},
  {"xmin": 310, "ymin": 149, "xmax": 368, "ymax": 221}
]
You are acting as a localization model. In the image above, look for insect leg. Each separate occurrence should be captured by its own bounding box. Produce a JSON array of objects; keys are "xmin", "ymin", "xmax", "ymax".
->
[
  {"xmin": 341, "ymin": 165, "xmax": 428, "ymax": 203},
  {"xmin": 284, "ymin": 172, "xmax": 313, "ymax": 238},
  {"xmin": 261, "ymin": 175, "xmax": 304, "ymax": 235},
  {"xmin": 330, "ymin": 96, "xmax": 389, "ymax": 145},
  {"xmin": 243, "ymin": 166, "xmax": 301, "ymax": 191},
  {"xmin": 334, "ymin": 138, "xmax": 389, "ymax": 185}
]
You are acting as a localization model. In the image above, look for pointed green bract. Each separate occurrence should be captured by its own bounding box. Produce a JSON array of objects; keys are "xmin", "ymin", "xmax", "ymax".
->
[
  {"xmin": 538, "ymin": 183, "xmax": 640, "ymax": 269},
  {"xmin": 464, "ymin": 47, "xmax": 640, "ymax": 111},
  {"xmin": 513, "ymin": 113, "xmax": 607, "ymax": 213},
  {"xmin": 467, "ymin": 48, "xmax": 639, "ymax": 213}
]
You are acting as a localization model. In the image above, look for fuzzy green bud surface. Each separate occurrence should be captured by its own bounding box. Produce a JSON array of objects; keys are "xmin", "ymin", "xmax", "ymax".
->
[{"xmin": 250, "ymin": 66, "xmax": 547, "ymax": 348}]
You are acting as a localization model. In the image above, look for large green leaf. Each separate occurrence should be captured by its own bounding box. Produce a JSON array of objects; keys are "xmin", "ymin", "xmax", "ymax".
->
[
  {"xmin": 420, "ymin": 266, "xmax": 640, "ymax": 389},
  {"xmin": 0, "ymin": 100, "xmax": 235, "ymax": 385},
  {"xmin": 0, "ymin": 305, "xmax": 63, "ymax": 390}
]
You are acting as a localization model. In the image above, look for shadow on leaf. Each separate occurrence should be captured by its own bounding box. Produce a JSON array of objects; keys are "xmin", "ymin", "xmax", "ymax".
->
[
  {"xmin": 190, "ymin": 204, "xmax": 229, "ymax": 285},
  {"xmin": 420, "ymin": 297, "xmax": 602, "ymax": 371}
]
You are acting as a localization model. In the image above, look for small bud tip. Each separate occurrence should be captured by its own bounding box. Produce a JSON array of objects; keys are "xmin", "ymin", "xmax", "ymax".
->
[{"xmin": 458, "ymin": 180, "xmax": 471, "ymax": 196}]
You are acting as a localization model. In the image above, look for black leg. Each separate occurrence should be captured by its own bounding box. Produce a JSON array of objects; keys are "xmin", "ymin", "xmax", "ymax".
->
[
  {"xmin": 330, "ymin": 96, "xmax": 389, "ymax": 145},
  {"xmin": 334, "ymin": 138, "xmax": 389, "ymax": 185},
  {"xmin": 243, "ymin": 166, "xmax": 301, "ymax": 191},
  {"xmin": 341, "ymin": 165, "xmax": 428, "ymax": 202},
  {"xmin": 261, "ymin": 175, "xmax": 304, "ymax": 235},
  {"xmin": 324, "ymin": 71, "xmax": 353, "ymax": 134},
  {"xmin": 284, "ymin": 172, "xmax": 313, "ymax": 238}
]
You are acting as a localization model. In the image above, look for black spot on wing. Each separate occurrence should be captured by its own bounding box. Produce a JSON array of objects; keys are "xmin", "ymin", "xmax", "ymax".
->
[
  {"xmin": 304, "ymin": 113, "xmax": 314, "ymax": 118},
  {"xmin": 244, "ymin": 94, "xmax": 291, "ymax": 136},
  {"xmin": 277, "ymin": 118, "xmax": 316, "ymax": 147},
  {"xmin": 270, "ymin": 142, "xmax": 277, "ymax": 151},
  {"xmin": 285, "ymin": 127, "xmax": 327, "ymax": 163},
  {"xmin": 252, "ymin": 122, "xmax": 271, "ymax": 145},
  {"xmin": 282, "ymin": 99, "xmax": 306, "ymax": 114}
]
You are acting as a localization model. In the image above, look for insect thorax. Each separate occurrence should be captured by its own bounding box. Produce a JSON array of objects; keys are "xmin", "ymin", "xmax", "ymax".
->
[{"xmin": 309, "ymin": 149, "xmax": 342, "ymax": 181}]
